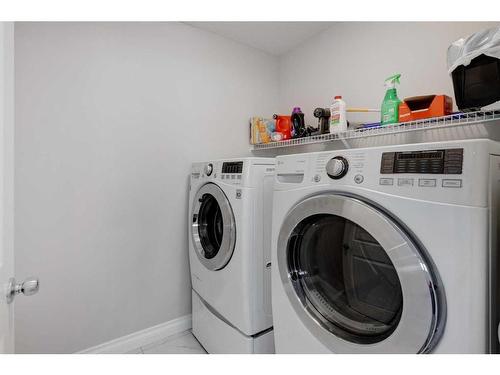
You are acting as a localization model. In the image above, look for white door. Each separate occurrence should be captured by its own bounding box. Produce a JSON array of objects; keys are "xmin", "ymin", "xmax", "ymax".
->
[
  {"xmin": 0, "ymin": 21, "xmax": 15, "ymax": 354},
  {"xmin": 0, "ymin": 21, "xmax": 39, "ymax": 355}
]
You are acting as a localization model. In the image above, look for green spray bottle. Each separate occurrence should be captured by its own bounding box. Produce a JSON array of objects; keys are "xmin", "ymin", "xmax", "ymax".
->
[{"xmin": 381, "ymin": 74, "xmax": 401, "ymax": 125}]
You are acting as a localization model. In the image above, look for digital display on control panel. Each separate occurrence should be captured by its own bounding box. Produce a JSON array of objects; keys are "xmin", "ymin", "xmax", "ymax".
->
[
  {"xmin": 380, "ymin": 148, "xmax": 463, "ymax": 174},
  {"xmin": 222, "ymin": 161, "xmax": 243, "ymax": 174}
]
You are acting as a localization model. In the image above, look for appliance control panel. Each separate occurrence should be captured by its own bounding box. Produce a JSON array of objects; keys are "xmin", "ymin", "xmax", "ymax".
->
[
  {"xmin": 275, "ymin": 140, "xmax": 494, "ymax": 207},
  {"xmin": 191, "ymin": 159, "xmax": 274, "ymax": 188},
  {"xmin": 191, "ymin": 161, "xmax": 244, "ymax": 185},
  {"xmin": 381, "ymin": 148, "xmax": 463, "ymax": 175},
  {"xmin": 222, "ymin": 161, "xmax": 243, "ymax": 174},
  {"xmin": 220, "ymin": 161, "xmax": 244, "ymax": 183}
]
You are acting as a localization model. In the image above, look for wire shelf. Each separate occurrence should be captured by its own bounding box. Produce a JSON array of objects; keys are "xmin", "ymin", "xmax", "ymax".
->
[{"xmin": 252, "ymin": 110, "xmax": 500, "ymax": 150}]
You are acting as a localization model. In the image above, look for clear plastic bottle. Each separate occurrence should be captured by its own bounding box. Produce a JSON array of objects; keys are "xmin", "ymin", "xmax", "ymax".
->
[{"xmin": 329, "ymin": 96, "xmax": 347, "ymax": 134}]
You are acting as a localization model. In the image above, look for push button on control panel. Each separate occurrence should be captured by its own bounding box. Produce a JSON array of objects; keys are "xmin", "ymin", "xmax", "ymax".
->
[
  {"xmin": 397, "ymin": 178, "xmax": 414, "ymax": 187},
  {"xmin": 354, "ymin": 174, "xmax": 364, "ymax": 184},
  {"xmin": 379, "ymin": 178, "xmax": 394, "ymax": 186},
  {"xmin": 442, "ymin": 179, "xmax": 462, "ymax": 188},
  {"xmin": 418, "ymin": 179, "xmax": 436, "ymax": 187}
]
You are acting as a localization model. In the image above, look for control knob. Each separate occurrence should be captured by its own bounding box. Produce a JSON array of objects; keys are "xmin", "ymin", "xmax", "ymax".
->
[
  {"xmin": 326, "ymin": 156, "xmax": 348, "ymax": 179},
  {"xmin": 204, "ymin": 163, "xmax": 213, "ymax": 176}
]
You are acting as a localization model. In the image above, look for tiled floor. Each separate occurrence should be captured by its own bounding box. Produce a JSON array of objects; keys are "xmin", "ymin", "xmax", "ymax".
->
[{"xmin": 127, "ymin": 330, "xmax": 207, "ymax": 354}]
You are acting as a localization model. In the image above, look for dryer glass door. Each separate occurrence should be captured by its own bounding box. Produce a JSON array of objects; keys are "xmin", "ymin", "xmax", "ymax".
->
[
  {"xmin": 277, "ymin": 193, "xmax": 445, "ymax": 353},
  {"xmin": 291, "ymin": 214, "xmax": 403, "ymax": 343},
  {"xmin": 192, "ymin": 183, "xmax": 236, "ymax": 271}
]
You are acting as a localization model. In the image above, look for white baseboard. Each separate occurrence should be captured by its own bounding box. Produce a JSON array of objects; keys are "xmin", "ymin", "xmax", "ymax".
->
[{"xmin": 77, "ymin": 314, "xmax": 192, "ymax": 354}]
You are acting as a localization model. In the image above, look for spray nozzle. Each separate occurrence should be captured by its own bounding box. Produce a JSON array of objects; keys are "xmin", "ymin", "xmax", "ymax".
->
[{"xmin": 384, "ymin": 73, "xmax": 401, "ymax": 89}]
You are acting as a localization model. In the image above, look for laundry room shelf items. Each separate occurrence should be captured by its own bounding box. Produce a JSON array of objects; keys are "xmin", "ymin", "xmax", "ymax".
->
[{"xmin": 252, "ymin": 110, "xmax": 500, "ymax": 150}]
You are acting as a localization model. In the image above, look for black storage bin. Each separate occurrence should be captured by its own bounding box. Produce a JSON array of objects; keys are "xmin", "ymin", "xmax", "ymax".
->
[{"xmin": 451, "ymin": 54, "xmax": 500, "ymax": 111}]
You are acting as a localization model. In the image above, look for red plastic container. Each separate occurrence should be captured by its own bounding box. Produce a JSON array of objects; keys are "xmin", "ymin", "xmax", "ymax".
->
[{"xmin": 273, "ymin": 114, "xmax": 292, "ymax": 140}]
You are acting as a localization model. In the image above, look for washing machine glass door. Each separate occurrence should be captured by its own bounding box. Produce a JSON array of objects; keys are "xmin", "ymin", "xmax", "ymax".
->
[
  {"xmin": 277, "ymin": 193, "xmax": 445, "ymax": 353},
  {"xmin": 192, "ymin": 183, "xmax": 236, "ymax": 271}
]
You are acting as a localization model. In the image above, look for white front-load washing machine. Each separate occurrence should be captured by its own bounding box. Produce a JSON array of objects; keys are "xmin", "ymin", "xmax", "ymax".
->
[
  {"xmin": 189, "ymin": 158, "xmax": 275, "ymax": 353},
  {"xmin": 271, "ymin": 139, "xmax": 500, "ymax": 353}
]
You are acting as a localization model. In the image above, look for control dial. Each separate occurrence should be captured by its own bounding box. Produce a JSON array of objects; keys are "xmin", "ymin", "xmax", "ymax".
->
[
  {"xmin": 204, "ymin": 163, "xmax": 213, "ymax": 176},
  {"xmin": 326, "ymin": 156, "xmax": 348, "ymax": 179}
]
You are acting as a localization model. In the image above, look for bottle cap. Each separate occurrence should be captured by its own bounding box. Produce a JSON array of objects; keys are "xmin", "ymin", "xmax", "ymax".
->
[{"xmin": 334, "ymin": 96, "xmax": 342, "ymax": 99}]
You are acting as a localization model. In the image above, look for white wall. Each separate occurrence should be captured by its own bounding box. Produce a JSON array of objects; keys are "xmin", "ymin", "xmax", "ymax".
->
[
  {"xmin": 14, "ymin": 22, "xmax": 278, "ymax": 353},
  {"xmin": 279, "ymin": 22, "xmax": 500, "ymax": 126},
  {"xmin": 14, "ymin": 21, "xmax": 500, "ymax": 354}
]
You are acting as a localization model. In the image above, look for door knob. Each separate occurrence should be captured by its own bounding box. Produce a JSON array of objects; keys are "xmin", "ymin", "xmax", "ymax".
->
[{"xmin": 6, "ymin": 277, "xmax": 40, "ymax": 304}]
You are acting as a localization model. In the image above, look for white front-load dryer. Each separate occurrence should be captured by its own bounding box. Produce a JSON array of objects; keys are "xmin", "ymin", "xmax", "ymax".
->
[
  {"xmin": 272, "ymin": 139, "xmax": 500, "ymax": 353},
  {"xmin": 189, "ymin": 158, "xmax": 275, "ymax": 353}
]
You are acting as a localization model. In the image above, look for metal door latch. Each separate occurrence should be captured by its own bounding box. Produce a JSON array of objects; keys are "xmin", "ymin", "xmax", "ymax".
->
[{"xmin": 6, "ymin": 277, "xmax": 40, "ymax": 304}]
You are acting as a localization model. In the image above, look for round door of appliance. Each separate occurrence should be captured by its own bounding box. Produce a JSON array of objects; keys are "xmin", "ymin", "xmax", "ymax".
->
[
  {"xmin": 192, "ymin": 183, "xmax": 236, "ymax": 271},
  {"xmin": 277, "ymin": 193, "xmax": 446, "ymax": 353}
]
